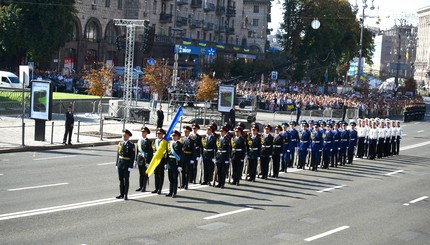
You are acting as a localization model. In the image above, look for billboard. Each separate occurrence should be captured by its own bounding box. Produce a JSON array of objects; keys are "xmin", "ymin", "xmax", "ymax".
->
[
  {"xmin": 30, "ymin": 80, "xmax": 53, "ymax": 120},
  {"xmin": 218, "ymin": 85, "xmax": 235, "ymax": 113}
]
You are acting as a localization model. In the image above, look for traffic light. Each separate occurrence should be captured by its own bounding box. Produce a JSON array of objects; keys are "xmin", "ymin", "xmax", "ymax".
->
[
  {"xmin": 115, "ymin": 35, "xmax": 126, "ymax": 51},
  {"xmin": 141, "ymin": 23, "xmax": 155, "ymax": 54}
]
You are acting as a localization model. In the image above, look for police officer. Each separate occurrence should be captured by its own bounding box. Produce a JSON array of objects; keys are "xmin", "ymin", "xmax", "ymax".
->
[
  {"xmin": 152, "ymin": 128, "xmax": 167, "ymax": 194},
  {"xmin": 348, "ymin": 122, "xmax": 358, "ymax": 164},
  {"xmin": 135, "ymin": 127, "xmax": 153, "ymax": 192},
  {"xmin": 298, "ymin": 121, "xmax": 310, "ymax": 169},
  {"xmin": 116, "ymin": 129, "xmax": 136, "ymax": 200},
  {"xmin": 231, "ymin": 126, "xmax": 246, "ymax": 185},
  {"xmin": 273, "ymin": 125, "xmax": 284, "ymax": 177},
  {"xmin": 261, "ymin": 124, "xmax": 274, "ymax": 179},
  {"xmin": 202, "ymin": 125, "xmax": 217, "ymax": 185},
  {"xmin": 281, "ymin": 123, "xmax": 290, "ymax": 172},
  {"xmin": 191, "ymin": 123, "xmax": 203, "ymax": 183},
  {"xmin": 166, "ymin": 130, "xmax": 183, "ymax": 198},
  {"xmin": 215, "ymin": 126, "xmax": 231, "ymax": 188},
  {"xmin": 247, "ymin": 124, "xmax": 261, "ymax": 182},
  {"xmin": 181, "ymin": 126, "xmax": 195, "ymax": 189}
]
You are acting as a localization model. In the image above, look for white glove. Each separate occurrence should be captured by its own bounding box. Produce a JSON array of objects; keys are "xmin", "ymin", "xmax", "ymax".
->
[
  {"xmin": 212, "ymin": 158, "xmax": 216, "ymax": 163},
  {"xmin": 338, "ymin": 148, "xmax": 341, "ymax": 151},
  {"xmin": 280, "ymin": 153, "xmax": 283, "ymax": 157},
  {"xmin": 116, "ymin": 166, "xmax": 118, "ymax": 170},
  {"xmin": 145, "ymin": 163, "xmax": 149, "ymax": 168},
  {"xmin": 245, "ymin": 155, "xmax": 249, "ymax": 160},
  {"xmin": 164, "ymin": 164, "xmax": 167, "ymax": 170},
  {"xmin": 330, "ymin": 149, "xmax": 333, "ymax": 152},
  {"xmin": 133, "ymin": 161, "xmax": 137, "ymax": 168},
  {"xmin": 225, "ymin": 161, "xmax": 229, "ymax": 164},
  {"xmin": 257, "ymin": 157, "xmax": 261, "ymax": 160},
  {"xmin": 229, "ymin": 158, "xmax": 232, "ymax": 162},
  {"xmin": 364, "ymin": 140, "xmax": 367, "ymax": 144},
  {"xmin": 190, "ymin": 160, "xmax": 195, "ymax": 164},
  {"xmin": 295, "ymin": 147, "xmax": 299, "ymax": 150},
  {"xmin": 177, "ymin": 167, "xmax": 182, "ymax": 172},
  {"xmin": 128, "ymin": 168, "xmax": 133, "ymax": 172}
]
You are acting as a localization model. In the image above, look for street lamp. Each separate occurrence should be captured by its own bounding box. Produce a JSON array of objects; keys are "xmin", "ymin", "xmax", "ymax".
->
[{"xmin": 353, "ymin": 0, "xmax": 375, "ymax": 85}]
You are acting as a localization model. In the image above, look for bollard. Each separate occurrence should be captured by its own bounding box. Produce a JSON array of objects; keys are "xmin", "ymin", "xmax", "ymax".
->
[
  {"xmin": 22, "ymin": 122, "xmax": 25, "ymax": 146},
  {"xmin": 77, "ymin": 120, "xmax": 80, "ymax": 143},
  {"xmin": 100, "ymin": 119, "xmax": 104, "ymax": 141},
  {"xmin": 51, "ymin": 121, "xmax": 54, "ymax": 144}
]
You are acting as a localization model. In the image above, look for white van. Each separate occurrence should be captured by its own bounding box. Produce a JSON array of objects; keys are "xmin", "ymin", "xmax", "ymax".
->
[{"xmin": 0, "ymin": 71, "xmax": 21, "ymax": 89}]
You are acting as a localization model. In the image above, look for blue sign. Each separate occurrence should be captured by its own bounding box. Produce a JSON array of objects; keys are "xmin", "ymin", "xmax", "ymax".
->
[
  {"xmin": 147, "ymin": 58, "xmax": 155, "ymax": 66},
  {"xmin": 175, "ymin": 45, "xmax": 216, "ymax": 56}
]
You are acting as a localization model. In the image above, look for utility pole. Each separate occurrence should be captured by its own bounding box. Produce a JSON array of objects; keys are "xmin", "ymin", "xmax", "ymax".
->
[{"xmin": 114, "ymin": 19, "xmax": 148, "ymax": 121}]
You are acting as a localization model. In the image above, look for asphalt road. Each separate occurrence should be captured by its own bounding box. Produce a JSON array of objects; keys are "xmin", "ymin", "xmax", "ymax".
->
[{"xmin": 1, "ymin": 114, "xmax": 429, "ymax": 244}]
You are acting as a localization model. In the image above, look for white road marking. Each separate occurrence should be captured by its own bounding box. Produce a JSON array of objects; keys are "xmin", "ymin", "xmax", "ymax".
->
[
  {"xmin": 203, "ymin": 208, "xmax": 253, "ymax": 220},
  {"xmin": 304, "ymin": 226, "xmax": 350, "ymax": 242},
  {"xmin": 417, "ymin": 130, "xmax": 424, "ymax": 133},
  {"xmin": 384, "ymin": 170, "xmax": 404, "ymax": 176},
  {"xmin": 33, "ymin": 155, "xmax": 77, "ymax": 161},
  {"xmin": 402, "ymin": 134, "xmax": 408, "ymax": 136},
  {"xmin": 97, "ymin": 162, "xmax": 116, "ymax": 166},
  {"xmin": 316, "ymin": 185, "xmax": 347, "ymax": 193},
  {"xmin": 403, "ymin": 196, "xmax": 429, "ymax": 206},
  {"xmin": 286, "ymin": 169, "xmax": 303, "ymax": 173},
  {"xmin": 0, "ymin": 174, "xmax": 3, "ymax": 176},
  {"xmin": 414, "ymin": 122, "xmax": 420, "ymax": 124},
  {"xmin": 7, "ymin": 182, "xmax": 69, "ymax": 192},
  {"xmin": 400, "ymin": 141, "xmax": 430, "ymax": 151}
]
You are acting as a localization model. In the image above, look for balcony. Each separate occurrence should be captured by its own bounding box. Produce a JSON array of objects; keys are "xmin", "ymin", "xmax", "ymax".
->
[
  {"xmin": 226, "ymin": 6, "xmax": 236, "ymax": 17},
  {"xmin": 175, "ymin": 16, "xmax": 188, "ymax": 27},
  {"xmin": 203, "ymin": 22, "xmax": 214, "ymax": 31},
  {"xmin": 226, "ymin": 27, "xmax": 235, "ymax": 35},
  {"xmin": 267, "ymin": 14, "xmax": 271, "ymax": 22},
  {"xmin": 190, "ymin": 19, "xmax": 203, "ymax": 29},
  {"xmin": 159, "ymin": 13, "xmax": 172, "ymax": 23},
  {"xmin": 215, "ymin": 25, "xmax": 225, "ymax": 33},
  {"xmin": 203, "ymin": 2, "xmax": 215, "ymax": 12},
  {"xmin": 216, "ymin": 6, "xmax": 225, "ymax": 15},
  {"xmin": 176, "ymin": 0, "xmax": 188, "ymax": 5},
  {"xmin": 191, "ymin": 0, "xmax": 202, "ymax": 8}
]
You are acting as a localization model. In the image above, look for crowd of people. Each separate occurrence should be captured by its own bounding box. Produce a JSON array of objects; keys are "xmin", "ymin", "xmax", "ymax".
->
[{"xmin": 115, "ymin": 117, "xmax": 403, "ymax": 200}]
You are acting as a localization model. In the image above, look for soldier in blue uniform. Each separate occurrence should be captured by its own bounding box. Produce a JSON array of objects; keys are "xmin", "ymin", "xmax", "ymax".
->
[
  {"xmin": 310, "ymin": 123, "xmax": 323, "ymax": 171},
  {"xmin": 260, "ymin": 124, "xmax": 274, "ymax": 179},
  {"xmin": 348, "ymin": 122, "xmax": 358, "ymax": 164},
  {"xmin": 166, "ymin": 130, "xmax": 183, "ymax": 198},
  {"xmin": 339, "ymin": 122, "xmax": 350, "ymax": 166},
  {"xmin": 247, "ymin": 124, "xmax": 261, "ymax": 182},
  {"xmin": 323, "ymin": 123, "xmax": 333, "ymax": 169},
  {"xmin": 331, "ymin": 122, "xmax": 341, "ymax": 167},
  {"xmin": 272, "ymin": 125, "xmax": 284, "ymax": 177},
  {"xmin": 281, "ymin": 123, "xmax": 290, "ymax": 172},
  {"xmin": 116, "ymin": 129, "xmax": 136, "ymax": 200},
  {"xmin": 289, "ymin": 121, "xmax": 300, "ymax": 167},
  {"xmin": 298, "ymin": 122, "xmax": 311, "ymax": 169}
]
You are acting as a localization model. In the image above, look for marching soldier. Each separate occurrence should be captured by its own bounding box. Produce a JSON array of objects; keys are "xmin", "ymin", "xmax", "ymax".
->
[
  {"xmin": 396, "ymin": 120, "xmax": 403, "ymax": 155},
  {"xmin": 191, "ymin": 123, "xmax": 203, "ymax": 183},
  {"xmin": 310, "ymin": 123, "xmax": 323, "ymax": 171},
  {"xmin": 298, "ymin": 121, "xmax": 310, "ymax": 169},
  {"xmin": 135, "ymin": 127, "xmax": 153, "ymax": 192},
  {"xmin": 391, "ymin": 121, "xmax": 397, "ymax": 156},
  {"xmin": 202, "ymin": 125, "xmax": 217, "ymax": 185},
  {"xmin": 247, "ymin": 124, "xmax": 261, "ymax": 182},
  {"xmin": 368, "ymin": 120, "xmax": 379, "ymax": 160},
  {"xmin": 339, "ymin": 122, "xmax": 350, "ymax": 166},
  {"xmin": 181, "ymin": 126, "xmax": 195, "ymax": 189},
  {"xmin": 331, "ymin": 122, "xmax": 341, "ymax": 167},
  {"xmin": 348, "ymin": 122, "xmax": 358, "ymax": 164},
  {"xmin": 385, "ymin": 119, "xmax": 392, "ymax": 157},
  {"xmin": 231, "ymin": 126, "xmax": 246, "ymax": 185},
  {"xmin": 356, "ymin": 119, "xmax": 367, "ymax": 158},
  {"xmin": 377, "ymin": 121, "xmax": 386, "ymax": 159},
  {"xmin": 273, "ymin": 125, "xmax": 284, "ymax": 177},
  {"xmin": 281, "ymin": 123, "xmax": 290, "ymax": 172},
  {"xmin": 215, "ymin": 126, "xmax": 231, "ymax": 188},
  {"xmin": 166, "ymin": 130, "xmax": 183, "ymax": 198},
  {"xmin": 151, "ymin": 128, "xmax": 167, "ymax": 195},
  {"xmin": 322, "ymin": 123, "xmax": 333, "ymax": 169},
  {"xmin": 363, "ymin": 118, "xmax": 370, "ymax": 158},
  {"xmin": 116, "ymin": 129, "xmax": 136, "ymax": 200},
  {"xmin": 289, "ymin": 121, "xmax": 300, "ymax": 167},
  {"xmin": 261, "ymin": 125, "xmax": 274, "ymax": 179}
]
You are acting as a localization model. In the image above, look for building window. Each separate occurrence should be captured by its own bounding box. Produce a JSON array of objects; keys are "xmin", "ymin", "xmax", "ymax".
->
[
  {"xmin": 105, "ymin": 0, "xmax": 110, "ymax": 7},
  {"xmin": 153, "ymin": 0, "xmax": 157, "ymax": 14},
  {"xmin": 253, "ymin": 5, "xmax": 259, "ymax": 13},
  {"xmin": 252, "ymin": 19, "xmax": 259, "ymax": 27},
  {"xmin": 86, "ymin": 21, "xmax": 99, "ymax": 42},
  {"xmin": 118, "ymin": 0, "xmax": 122, "ymax": 9},
  {"xmin": 72, "ymin": 22, "xmax": 79, "ymax": 41},
  {"xmin": 105, "ymin": 24, "xmax": 117, "ymax": 44}
]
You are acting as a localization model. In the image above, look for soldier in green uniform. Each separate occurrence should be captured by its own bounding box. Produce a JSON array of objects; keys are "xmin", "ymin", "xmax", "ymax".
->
[
  {"xmin": 116, "ymin": 129, "xmax": 135, "ymax": 200},
  {"xmin": 135, "ymin": 127, "xmax": 153, "ymax": 192},
  {"xmin": 247, "ymin": 124, "xmax": 261, "ymax": 182},
  {"xmin": 166, "ymin": 130, "xmax": 183, "ymax": 198},
  {"xmin": 272, "ymin": 125, "xmax": 284, "ymax": 178},
  {"xmin": 181, "ymin": 126, "xmax": 195, "ymax": 189},
  {"xmin": 260, "ymin": 124, "xmax": 274, "ymax": 179},
  {"xmin": 215, "ymin": 126, "xmax": 231, "ymax": 188},
  {"xmin": 202, "ymin": 125, "xmax": 217, "ymax": 185},
  {"xmin": 191, "ymin": 123, "xmax": 203, "ymax": 184},
  {"xmin": 231, "ymin": 126, "xmax": 246, "ymax": 185}
]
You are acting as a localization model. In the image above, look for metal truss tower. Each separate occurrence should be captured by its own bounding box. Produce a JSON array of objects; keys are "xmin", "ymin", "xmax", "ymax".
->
[{"xmin": 114, "ymin": 19, "xmax": 148, "ymax": 121}]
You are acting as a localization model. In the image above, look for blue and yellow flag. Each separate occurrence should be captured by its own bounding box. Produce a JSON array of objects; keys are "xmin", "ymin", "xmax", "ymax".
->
[
  {"xmin": 216, "ymin": 42, "xmax": 225, "ymax": 49},
  {"xmin": 244, "ymin": 47, "xmax": 250, "ymax": 52},
  {"xmin": 198, "ymin": 40, "xmax": 207, "ymax": 47},
  {"xmin": 183, "ymin": 38, "xmax": 192, "ymax": 45},
  {"xmin": 146, "ymin": 107, "xmax": 184, "ymax": 176},
  {"xmin": 233, "ymin": 45, "xmax": 240, "ymax": 51}
]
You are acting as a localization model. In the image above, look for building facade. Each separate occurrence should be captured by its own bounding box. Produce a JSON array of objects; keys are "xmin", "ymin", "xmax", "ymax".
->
[
  {"xmin": 379, "ymin": 24, "xmax": 417, "ymax": 80},
  {"xmin": 415, "ymin": 5, "xmax": 430, "ymax": 86},
  {"xmin": 57, "ymin": 0, "xmax": 272, "ymax": 74}
]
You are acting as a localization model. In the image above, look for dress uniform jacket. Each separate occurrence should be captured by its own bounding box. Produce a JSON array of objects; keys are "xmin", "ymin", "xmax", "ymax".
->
[
  {"xmin": 202, "ymin": 134, "xmax": 217, "ymax": 184},
  {"xmin": 167, "ymin": 140, "xmax": 183, "ymax": 196},
  {"xmin": 247, "ymin": 133, "xmax": 261, "ymax": 181},
  {"xmin": 181, "ymin": 136, "xmax": 195, "ymax": 188},
  {"xmin": 231, "ymin": 135, "xmax": 246, "ymax": 185},
  {"xmin": 216, "ymin": 135, "xmax": 231, "ymax": 187},
  {"xmin": 272, "ymin": 133, "xmax": 284, "ymax": 176},
  {"xmin": 117, "ymin": 141, "xmax": 136, "ymax": 169}
]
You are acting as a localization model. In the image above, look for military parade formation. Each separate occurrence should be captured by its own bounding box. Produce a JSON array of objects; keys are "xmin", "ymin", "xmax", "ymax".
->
[{"xmin": 115, "ymin": 117, "xmax": 403, "ymax": 200}]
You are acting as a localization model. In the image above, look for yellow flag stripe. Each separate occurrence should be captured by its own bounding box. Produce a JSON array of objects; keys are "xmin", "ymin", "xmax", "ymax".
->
[{"xmin": 145, "ymin": 140, "xmax": 168, "ymax": 176}]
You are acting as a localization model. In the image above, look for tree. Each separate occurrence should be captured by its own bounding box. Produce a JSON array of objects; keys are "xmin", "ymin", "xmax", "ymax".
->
[
  {"xmin": 280, "ymin": 0, "xmax": 375, "ymax": 82},
  {"xmin": 0, "ymin": 0, "xmax": 76, "ymax": 69},
  {"xmin": 143, "ymin": 59, "xmax": 171, "ymax": 100},
  {"xmin": 83, "ymin": 63, "xmax": 113, "ymax": 134},
  {"xmin": 0, "ymin": 4, "xmax": 23, "ymax": 69},
  {"xmin": 196, "ymin": 75, "xmax": 219, "ymax": 125}
]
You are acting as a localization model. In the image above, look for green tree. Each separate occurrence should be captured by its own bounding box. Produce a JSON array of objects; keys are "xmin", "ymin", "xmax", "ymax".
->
[
  {"xmin": 280, "ymin": 0, "xmax": 374, "ymax": 82},
  {"xmin": 0, "ymin": 0, "xmax": 76, "ymax": 68}
]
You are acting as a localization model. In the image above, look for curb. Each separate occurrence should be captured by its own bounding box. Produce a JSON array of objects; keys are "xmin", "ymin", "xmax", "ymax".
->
[{"xmin": 0, "ymin": 140, "xmax": 121, "ymax": 154}]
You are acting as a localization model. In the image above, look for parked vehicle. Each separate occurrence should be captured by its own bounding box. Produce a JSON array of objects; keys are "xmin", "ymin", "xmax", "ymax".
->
[{"xmin": 0, "ymin": 71, "xmax": 21, "ymax": 89}]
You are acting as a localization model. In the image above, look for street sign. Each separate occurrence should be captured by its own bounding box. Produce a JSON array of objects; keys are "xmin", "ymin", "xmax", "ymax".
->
[
  {"xmin": 271, "ymin": 71, "xmax": 278, "ymax": 80},
  {"xmin": 147, "ymin": 58, "xmax": 155, "ymax": 66}
]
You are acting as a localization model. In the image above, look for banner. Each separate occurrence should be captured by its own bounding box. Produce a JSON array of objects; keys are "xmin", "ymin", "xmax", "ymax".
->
[{"xmin": 146, "ymin": 107, "xmax": 184, "ymax": 176}]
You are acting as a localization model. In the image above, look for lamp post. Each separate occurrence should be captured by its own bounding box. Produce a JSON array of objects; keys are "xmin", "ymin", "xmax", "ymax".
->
[{"xmin": 353, "ymin": 0, "xmax": 375, "ymax": 84}]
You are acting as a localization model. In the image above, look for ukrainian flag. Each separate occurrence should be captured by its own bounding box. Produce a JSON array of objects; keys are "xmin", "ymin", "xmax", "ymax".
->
[
  {"xmin": 233, "ymin": 45, "xmax": 240, "ymax": 51},
  {"xmin": 244, "ymin": 47, "xmax": 250, "ymax": 52},
  {"xmin": 216, "ymin": 42, "xmax": 225, "ymax": 49},
  {"xmin": 183, "ymin": 38, "xmax": 192, "ymax": 45},
  {"xmin": 198, "ymin": 40, "xmax": 207, "ymax": 47},
  {"xmin": 146, "ymin": 107, "xmax": 184, "ymax": 176}
]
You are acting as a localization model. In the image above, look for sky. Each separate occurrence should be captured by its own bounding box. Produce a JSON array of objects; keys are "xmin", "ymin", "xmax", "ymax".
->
[{"xmin": 269, "ymin": 0, "xmax": 430, "ymax": 33}]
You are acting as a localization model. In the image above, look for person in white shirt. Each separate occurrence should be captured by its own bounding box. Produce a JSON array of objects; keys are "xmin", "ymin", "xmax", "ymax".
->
[
  {"xmin": 356, "ymin": 119, "xmax": 368, "ymax": 158},
  {"xmin": 385, "ymin": 119, "xmax": 392, "ymax": 156},
  {"xmin": 395, "ymin": 120, "xmax": 403, "ymax": 155},
  {"xmin": 368, "ymin": 120, "xmax": 379, "ymax": 160},
  {"xmin": 390, "ymin": 121, "xmax": 398, "ymax": 156},
  {"xmin": 377, "ymin": 121, "xmax": 386, "ymax": 159}
]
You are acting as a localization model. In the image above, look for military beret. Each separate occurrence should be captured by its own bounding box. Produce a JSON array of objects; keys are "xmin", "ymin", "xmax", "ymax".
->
[{"xmin": 315, "ymin": 122, "xmax": 320, "ymax": 127}]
